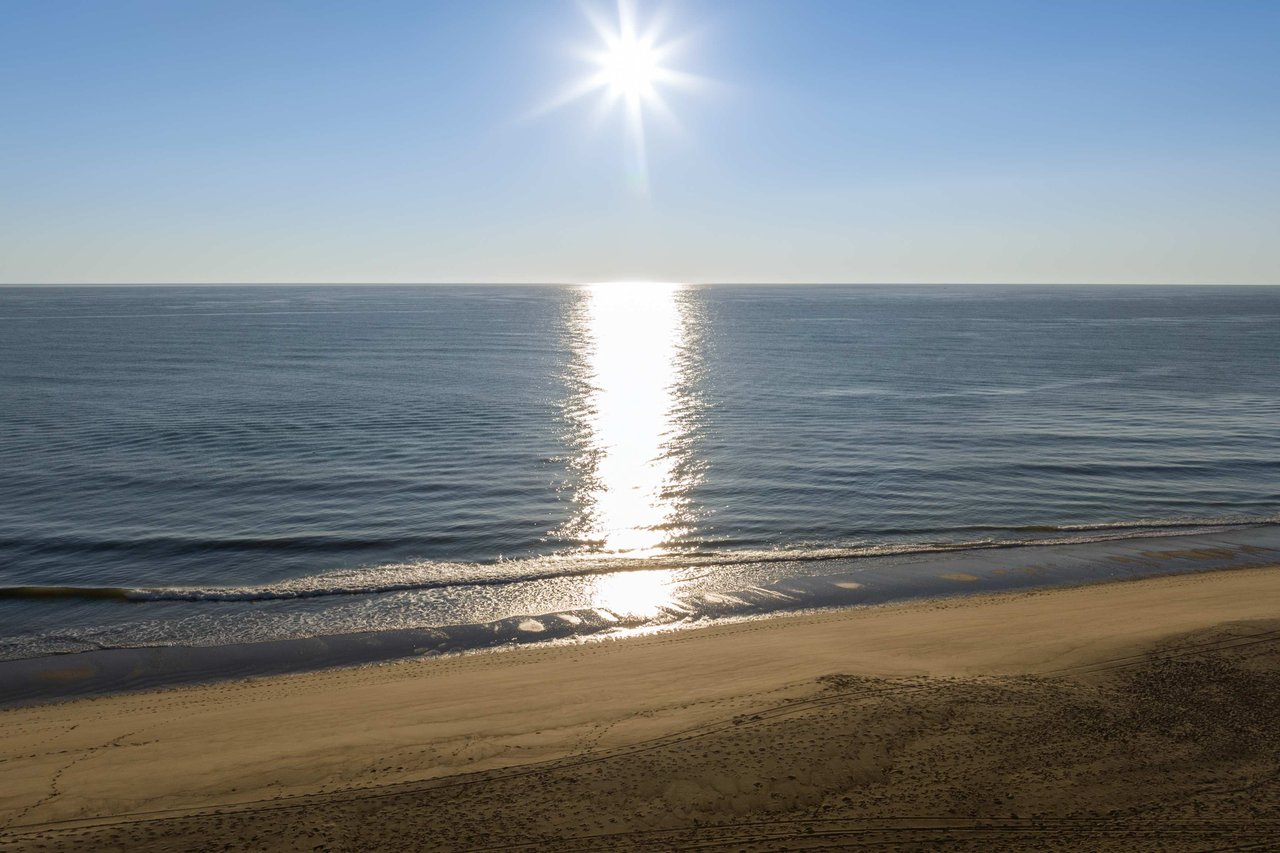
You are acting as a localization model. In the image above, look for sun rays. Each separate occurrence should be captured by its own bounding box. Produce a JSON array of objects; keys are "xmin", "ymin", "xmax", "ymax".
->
[{"xmin": 534, "ymin": 0, "xmax": 707, "ymax": 194}]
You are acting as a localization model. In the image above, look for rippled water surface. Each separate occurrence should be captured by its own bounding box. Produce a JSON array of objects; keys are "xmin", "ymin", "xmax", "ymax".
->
[{"xmin": 1, "ymin": 285, "xmax": 1278, "ymax": 663}]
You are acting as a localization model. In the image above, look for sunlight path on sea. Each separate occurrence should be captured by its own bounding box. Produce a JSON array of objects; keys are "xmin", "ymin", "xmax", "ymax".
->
[{"xmin": 561, "ymin": 282, "xmax": 705, "ymax": 617}]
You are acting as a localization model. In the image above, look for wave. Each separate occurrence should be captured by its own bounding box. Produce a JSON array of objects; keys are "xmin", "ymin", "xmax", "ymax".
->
[
  {"xmin": 812, "ymin": 366, "xmax": 1178, "ymax": 400},
  {"xmin": 0, "ymin": 533, "xmax": 462, "ymax": 556},
  {"xmin": 2, "ymin": 515, "xmax": 1276, "ymax": 605}
]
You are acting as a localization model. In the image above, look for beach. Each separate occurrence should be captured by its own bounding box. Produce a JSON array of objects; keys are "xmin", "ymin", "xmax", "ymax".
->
[
  {"xmin": 3, "ymin": 564, "xmax": 1279, "ymax": 851},
  {"xmin": 6, "ymin": 0, "xmax": 1279, "ymax": 847}
]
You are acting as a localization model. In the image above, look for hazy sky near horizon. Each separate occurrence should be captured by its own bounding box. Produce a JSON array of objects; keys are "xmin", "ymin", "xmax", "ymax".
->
[{"xmin": 2, "ymin": 0, "xmax": 1278, "ymax": 285}]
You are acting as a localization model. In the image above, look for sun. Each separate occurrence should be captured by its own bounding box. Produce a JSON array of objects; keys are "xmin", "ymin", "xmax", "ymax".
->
[
  {"xmin": 531, "ymin": 0, "xmax": 706, "ymax": 193},
  {"xmin": 598, "ymin": 33, "xmax": 661, "ymax": 101}
]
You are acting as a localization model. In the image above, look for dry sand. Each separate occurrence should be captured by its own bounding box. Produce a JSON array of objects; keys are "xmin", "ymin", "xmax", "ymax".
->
[{"xmin": 2, "ymin": 565, "xmax": 1279, "ymax": 851}]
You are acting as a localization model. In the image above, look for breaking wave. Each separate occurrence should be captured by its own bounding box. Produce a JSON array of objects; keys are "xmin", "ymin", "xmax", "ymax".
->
[{"xmin": 3, "ymin": 514, "xmax": 1275, "ymax": 604}]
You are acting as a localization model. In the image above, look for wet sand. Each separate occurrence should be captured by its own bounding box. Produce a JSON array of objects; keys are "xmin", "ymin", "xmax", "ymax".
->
[{"xmin": 2, "ymin": 565, "xmax": 1279, "ymax": 851}]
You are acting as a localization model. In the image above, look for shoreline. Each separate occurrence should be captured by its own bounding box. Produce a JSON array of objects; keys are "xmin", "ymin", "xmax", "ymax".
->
[
  {"xmin": 3, "ymin": 524, "xmax": 1278, "ymax": 709},
  {"xmin": 2, "ymin": 562, "xmax": 1279, "ymax": 850}
]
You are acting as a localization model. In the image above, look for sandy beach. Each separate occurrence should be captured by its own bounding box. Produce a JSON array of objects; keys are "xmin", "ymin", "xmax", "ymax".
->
[{"xmin": 3, "ymin": 564, "xmax": 1279, "ymax": 852}]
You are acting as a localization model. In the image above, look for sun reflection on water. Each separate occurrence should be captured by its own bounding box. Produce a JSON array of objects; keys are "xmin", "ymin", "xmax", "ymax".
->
[
  {"xmin": 592, "ymin": 568, "xmax": 682, "ymax": 619},
  {"xmin": 564, "ymin": 281, "xmax": 702, "ymax": 556},
  {"xmin": 560, "ymin": 281, "xmax": 703, "ymax": 612}
]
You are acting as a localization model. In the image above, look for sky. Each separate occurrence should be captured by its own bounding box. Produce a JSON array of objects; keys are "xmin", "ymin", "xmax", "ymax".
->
[{"xmin": 1, "ymin": 0, "xmax": 1278, "ymax": 285}]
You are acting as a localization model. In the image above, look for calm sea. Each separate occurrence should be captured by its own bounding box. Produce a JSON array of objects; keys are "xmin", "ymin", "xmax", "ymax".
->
[{"xmin": 2, "ymin": 285, "xmax": 1278, "ymax": 696}]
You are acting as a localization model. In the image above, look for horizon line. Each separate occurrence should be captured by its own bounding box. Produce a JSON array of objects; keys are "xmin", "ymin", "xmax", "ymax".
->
[{"xmin": 3, "ymin": 281, "xmax": 1279, "ymax": 288}]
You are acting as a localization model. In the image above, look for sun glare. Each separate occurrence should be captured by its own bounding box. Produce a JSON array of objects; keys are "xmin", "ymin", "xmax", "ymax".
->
[{"xmin": 532, "ymin": 0, "xmax": 706, "ymax": 193}]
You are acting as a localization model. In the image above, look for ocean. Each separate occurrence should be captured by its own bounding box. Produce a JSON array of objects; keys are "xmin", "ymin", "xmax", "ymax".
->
[{"xmin": 2, "ymin": 284, "xmax": 1278, "ymax": 702}]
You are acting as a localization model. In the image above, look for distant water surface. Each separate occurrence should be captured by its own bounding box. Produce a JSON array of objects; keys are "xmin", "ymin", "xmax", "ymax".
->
[{"xmin": 1, "ymin": 285, "xmax": 1278, "ymax": 669}]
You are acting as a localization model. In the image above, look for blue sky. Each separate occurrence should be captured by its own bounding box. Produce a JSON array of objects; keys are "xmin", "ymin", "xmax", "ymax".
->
[{"xmin": 2, "ymin": 0, "xmax": 1277, "ymax": 283}]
